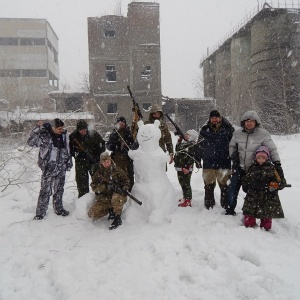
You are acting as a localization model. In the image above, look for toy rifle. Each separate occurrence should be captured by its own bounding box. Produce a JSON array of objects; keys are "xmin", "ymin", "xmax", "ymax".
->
[
  {"xmin": 98, "ymin": 174, "xmax": 142, "ymax": 206},
  {"xmin": 73, "ymin": 138, "xmax": 96, "ymax": 163},
  {"xmin": 269, "ymin": 182, "xmax": 292, "ymax": 190},
  {"xmin": 165, "ymin": 113, "xmax": 188, "ymax": 141},
  {"xmin": 127, "ymin": 85, "xmax": 143, "ymax": 140}
]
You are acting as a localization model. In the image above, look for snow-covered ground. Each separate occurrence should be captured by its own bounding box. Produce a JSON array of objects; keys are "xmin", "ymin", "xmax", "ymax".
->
[{"xmin": 0, "ymin": 134, "xmax": 299, "ymax": 300}]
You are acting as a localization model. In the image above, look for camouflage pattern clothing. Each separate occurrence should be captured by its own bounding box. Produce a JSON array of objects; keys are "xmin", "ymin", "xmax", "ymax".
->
[
  {"xmin": 88, "ymin": 163, "xmax": 130, "ymax": 219},
  {"xmin": 145, "ymin": 105, "xmax": 174, "ymax": 154},
  {"xmin": 69, "ymin": 129, "xmax": 105, "ymax": 197},
  {"xmin": 174, "ymin": 141, "xmax": 196, "ymax": 200},
  {"xmin": 242, "ymin": 160, "xmax": 284, "ymax": 219},
  {"xmin": 27, "ymin": 123, "xmax": 73, "ymax": 217},
  {"xmin": 106, "ymin": 126, "xmax": 134, "ymax": 190}
]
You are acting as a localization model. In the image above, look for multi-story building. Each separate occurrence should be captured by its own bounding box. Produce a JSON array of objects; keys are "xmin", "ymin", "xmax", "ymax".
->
[
  {"xmin": 200, "ymin": 3, "xmax": 300, "ymax": 133},
  {"xmin": 88, "ymin": 2, "xmax": 162, "ymax": 123},
  {"xmin": 0, "ymin": 18, "xmax": 59, "ymax": 110}
]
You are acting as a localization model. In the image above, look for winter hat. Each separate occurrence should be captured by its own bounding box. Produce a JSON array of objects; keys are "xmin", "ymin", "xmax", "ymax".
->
[
  {"xmin": 255, "ymin": 145, "xmax": 270, "ymax": 159},
  {"xmin": 209, "ymin": 110, "xmax": 221, "ymax": 118},
  {"xmin": 100, "ymin": 152, "xmax": 111, "ymax": 163},
  {"xmin": 51, "ymin": 118, "xmax": 64, "ymax": 128},
  {"xmin": 117, "ymin": 116, "xmax": 126, "ymax": 124},
  {"xmin": 186, "ymin": 129, "xmax": 199, "ymax": 142},
  {"xmin": 77, "ymin": 119, "xmax": 88, "ymax": 130}
]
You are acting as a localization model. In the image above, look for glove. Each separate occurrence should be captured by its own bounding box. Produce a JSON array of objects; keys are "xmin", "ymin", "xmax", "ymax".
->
[{"xmin": 274, "ymin": 161, "xmax": 286, "ymax": 190}]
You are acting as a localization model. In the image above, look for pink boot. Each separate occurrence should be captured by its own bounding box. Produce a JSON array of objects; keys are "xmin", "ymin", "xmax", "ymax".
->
[
  {"xmin": 260, "ymin": 218, "xmax": 272, "ymax": 231},
  {"xmin": 178, "ymin": 199, "xmax": 191, "ymax": 207},
  {"xmin": 244, "ymin": 215, "xmax": 256, "ymax": 227}
]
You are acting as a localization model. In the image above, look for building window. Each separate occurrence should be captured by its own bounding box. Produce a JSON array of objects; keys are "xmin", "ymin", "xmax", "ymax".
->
[
  {"xmin": 107, "ymin": 103, "xmax": 117, "ymax": 114},
  {"xmin": 143, "ymin": 103, "xmax": 152, "ymax": 111},
  {"xmin": 23, "ymin": 69, "xmax": 47, "ymax": 77},
  {"xmin": 20, "ymin": 38, "xmax": 45, "ymax": 46},
  {"xmin": 0, "ymin": 69, "xmax": 21, "ymax": 77},
  {"xmin": 106, "ymin": 65, "xmax": 116, "ymax": 82},
  {"xmin": 0, "ymin": 38, "xmax": 18, "ymax": 46},
  {"xmin": 104, "ymin": 30, "xmax": 116, "ymax": 37},
  {"xmin": 141, "ymin": 66, "xmax": 151, "ymax": 80}
]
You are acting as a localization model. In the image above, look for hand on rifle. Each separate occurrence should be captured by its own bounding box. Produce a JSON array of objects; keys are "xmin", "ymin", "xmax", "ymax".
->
[{"xmin": 182, "ymin": 167, "xmax": 189, "ymax": 175}]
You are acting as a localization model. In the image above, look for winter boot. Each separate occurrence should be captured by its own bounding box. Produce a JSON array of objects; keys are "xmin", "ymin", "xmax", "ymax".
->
[
  {"xmin": 56, "ymin": 209, "xmax": 70, "ymax": 217},
  {"xmin": 108, "ymin": 208, "xmax": 116, "ymax": 221},
  {"xmin": 178, "ymin": 199, "xmax": 191, "ymax": 207},
  {"xmin": 244, "ymin": 215, "xmax": 256, "ymax": 228},
  {"xmin": 109, "ymin": 214, "xmax": 122, "ymax": 230},
  {"xmin": 225, "ymin": 208, "xmax": 236, "ymax": 216},
  {"xmin": 204, "ymin": 183, "xmax": 215, "ymax": 209},
  {"xmin": 260, "ymin": 218, "xmax": 272, "ymax": 231},
  {"xmin": 33, "ymin": 215, "xmax": 44, "ymax": 220},
  {"xmin": 219, "ymin": 184, "xmax": 228, "ymax": 208}
]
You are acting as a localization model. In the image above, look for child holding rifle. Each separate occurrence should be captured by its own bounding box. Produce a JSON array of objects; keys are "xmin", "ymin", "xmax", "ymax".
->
[
  {"xmin": 174, "ymin": 129, "xmax": 199, "ymax": 207},
  {"xmin": 242, "ymin": 146, "xmax": 288, "ymax": 230}
]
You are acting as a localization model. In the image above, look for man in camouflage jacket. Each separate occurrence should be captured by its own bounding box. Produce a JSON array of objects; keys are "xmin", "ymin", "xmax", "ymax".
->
[
  {"xmin": 145, "ymin": 104, "xmax": 174, "ymax": 164},
  {"xmin": 27, "ymin": 118, "xmax": 73, "ymax": 220},
  {"xmin": 88, "ymin": 152, "xmax": 130, "ymax": 230},
  {"xmin": 69, "ymin": 119, "xmax": 105, "ymax": 198}
]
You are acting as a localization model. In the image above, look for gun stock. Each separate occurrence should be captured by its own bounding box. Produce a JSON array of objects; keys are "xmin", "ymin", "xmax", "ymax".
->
[{"xmin": 73, "ymin": 138, "xmax": 96, "ymax": 163}]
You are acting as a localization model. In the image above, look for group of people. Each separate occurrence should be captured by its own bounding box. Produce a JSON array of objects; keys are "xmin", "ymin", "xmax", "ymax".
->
[{"xmin": 27, "ymin": 105, "xmax": 287, "ymax": 231}]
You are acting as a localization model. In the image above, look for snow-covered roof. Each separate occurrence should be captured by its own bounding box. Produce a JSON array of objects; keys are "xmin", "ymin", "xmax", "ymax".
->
[{"xmin": 0, "ymin": 110, "xmax": 94, "ymax": 122}]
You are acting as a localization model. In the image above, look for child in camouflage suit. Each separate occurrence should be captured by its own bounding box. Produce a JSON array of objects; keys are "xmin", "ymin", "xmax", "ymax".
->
[
  {"xmin": 174, "ymin": 129, "xmax": 199, "ymax": 207},
  {"xmin": 88, "ymin": 152, "xmax": 130, "ymax": 230},
  {"xmin": 242, "ymin": 146, "xmax": 284, "ymax": 230}
]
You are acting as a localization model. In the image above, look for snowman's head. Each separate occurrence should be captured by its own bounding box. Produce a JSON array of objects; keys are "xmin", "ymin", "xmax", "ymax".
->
[{"xmin": 137, "ymin": 120, "xmax": 161, "ymax": 150}]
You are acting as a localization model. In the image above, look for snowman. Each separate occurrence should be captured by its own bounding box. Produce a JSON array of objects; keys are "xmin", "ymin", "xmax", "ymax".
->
[{"xmin": 126, "ymin": 120, "xmax": 176, "ymax": 224}]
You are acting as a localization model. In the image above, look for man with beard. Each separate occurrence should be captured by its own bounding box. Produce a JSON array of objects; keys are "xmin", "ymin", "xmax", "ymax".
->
[
  {"xmin": 197, "ymin": 110, "xmax": 234, "ymax": 210},
  {"xmin": 106, "ymin": 117, "xmax": 134, "ymax": 190},
  {"xmin": 145, "ymin": 104, "xmax": 174, "ymax": 164}
]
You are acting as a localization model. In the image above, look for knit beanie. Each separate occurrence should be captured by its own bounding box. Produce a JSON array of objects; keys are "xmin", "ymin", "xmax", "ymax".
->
[
  {"xmin": 77, "ymin": 119, "xmax": 88, "ymax": 130},
  {"xmin": 255, "ymin": 145, "xmax": 270, "ymax": 159},
  {"xmin": 209, "ymin": 110, "xmax": 221, "ymax": 118},
  {"xmin": 186, "ymin": 129, "xmax": 199, "ymax": 142},
  {"xmin": 51, "ymin": 118, "xmax": 64, "ymax": 128},
  {"xmin": 117, "ymin": 116, "xmax": 126, "ymax": 124}
]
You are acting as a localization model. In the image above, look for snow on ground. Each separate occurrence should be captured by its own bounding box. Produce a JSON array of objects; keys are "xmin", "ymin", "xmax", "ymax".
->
[{"xmin": 0, "ymin": 134, "xmax": 299, "ymax": 300}]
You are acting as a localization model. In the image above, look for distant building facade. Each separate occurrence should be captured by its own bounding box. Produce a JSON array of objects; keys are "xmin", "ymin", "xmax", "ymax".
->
[
  {"xmin": 87, "ymin": 2, "xmax": 162, "ymax": 122},
  {"xmin": 200, "ymin": 4, "xmax": 300, "ymax": 133},
  {"xmin": 0, "ymin": 18, "xmax": 59, "ymax": 110}
]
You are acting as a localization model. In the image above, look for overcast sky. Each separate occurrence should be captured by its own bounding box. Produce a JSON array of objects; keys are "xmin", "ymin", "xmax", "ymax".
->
[{"xmin": 1, "ymin": 0, "xmax": 273, "ymax": 97}]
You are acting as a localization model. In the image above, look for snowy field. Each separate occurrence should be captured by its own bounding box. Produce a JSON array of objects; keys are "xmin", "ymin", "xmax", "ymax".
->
[{"xmin": 0, "ymin": 134, "xmax": 299, "ymax": 300}]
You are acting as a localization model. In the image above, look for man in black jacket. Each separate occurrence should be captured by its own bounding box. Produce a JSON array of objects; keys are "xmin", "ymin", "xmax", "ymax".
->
[
  {"xmin": 69, "ymin": 119, "xmax": 105, "ymax": 198},
  {"xmin": 197, "ymin": 110, "xmax": 234, "ymax": 209}
]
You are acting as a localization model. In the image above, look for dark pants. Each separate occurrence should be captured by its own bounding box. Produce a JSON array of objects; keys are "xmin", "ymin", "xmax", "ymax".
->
[
  {"xmin": 177, "ymin": 171, "xmax": 192, "ymax": 200},
  {"xmin": 75, "ymin": 160, "xmax": 93, "ymax": 198},
  {"xmin": 227, "ymin": 167, "xmax": 246, "ymax": 212}
]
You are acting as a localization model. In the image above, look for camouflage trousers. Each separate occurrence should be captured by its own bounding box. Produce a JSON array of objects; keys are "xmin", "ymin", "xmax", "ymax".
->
[
  {"xmin": 177, "ymin": 171, "xmax": 192, "ymax": 200},
  {"xmin": 36, "ymin": 165, "xmax": 67, "ymax": 217},
  {"xmin": 88, "ymin": 192, "xmax": 127, "ymax": 219}
]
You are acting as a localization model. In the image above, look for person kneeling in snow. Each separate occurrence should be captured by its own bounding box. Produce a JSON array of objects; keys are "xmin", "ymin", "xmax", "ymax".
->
[
  {"xmin": 175, "ymin": 129, "xmax": 200, "ymax": 207},
  {"xmin": 242, "ymin": 146, "xmax": 284, "ymax": 231},
  {"xmin": 88, "ymin": 152, "xmax": 130, "ymax": 230}
]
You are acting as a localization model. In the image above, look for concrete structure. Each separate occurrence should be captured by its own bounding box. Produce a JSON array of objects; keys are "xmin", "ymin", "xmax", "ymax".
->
[
  {"xmin": 200, "ymin": 4, "xmax": 300, "ymax": 133},
  {"xmin": 87, "ymin": 2, "xmax": 161, "ymax": 122},
  {"xmin": 0, "ymin": 18, "xmax": 59, "ymax": 110}
]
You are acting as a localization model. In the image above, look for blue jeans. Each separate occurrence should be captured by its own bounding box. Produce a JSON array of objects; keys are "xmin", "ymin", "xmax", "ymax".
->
[{"xmin": 227, "ymin": 167, "xmax": 246, "ymax": 211}]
